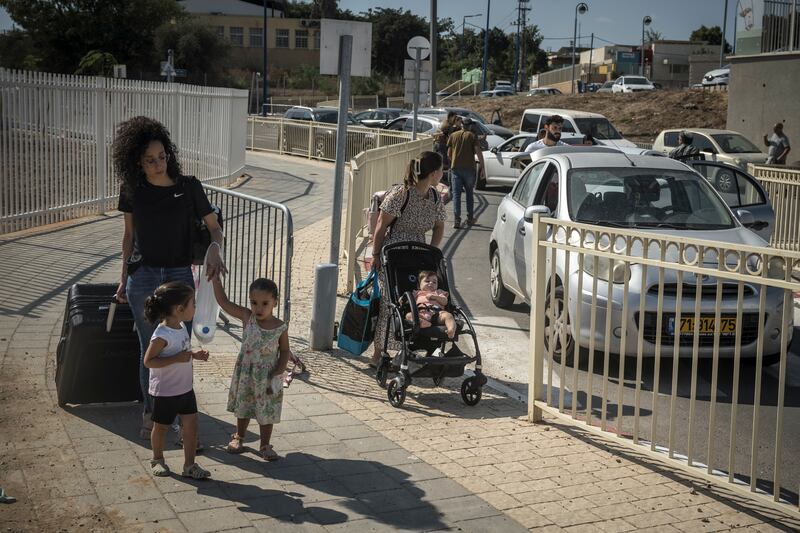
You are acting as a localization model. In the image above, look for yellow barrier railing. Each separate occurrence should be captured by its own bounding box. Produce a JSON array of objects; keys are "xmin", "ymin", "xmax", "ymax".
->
[{"xmin": 749, "ymin": 164, "xmax": 800, "ymax": 251}]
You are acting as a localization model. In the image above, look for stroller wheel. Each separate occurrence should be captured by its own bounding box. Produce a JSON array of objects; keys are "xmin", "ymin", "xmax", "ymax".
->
[
  {"xmin": 376, "ymin": 359, "xmax": 389, "ymax": 389},
  {"xmin": 461, "ymin": 377, "xmax": 482, "ymax": 406},
  {"xmin": 387, "ymin": 378, "xmax": 406, "ymax": 408}
]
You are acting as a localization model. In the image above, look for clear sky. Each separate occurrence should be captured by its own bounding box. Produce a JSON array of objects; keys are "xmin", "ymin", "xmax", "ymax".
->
[{"xmin": 0, "ymin": 1, "xmax": 737, "ymax": 51}]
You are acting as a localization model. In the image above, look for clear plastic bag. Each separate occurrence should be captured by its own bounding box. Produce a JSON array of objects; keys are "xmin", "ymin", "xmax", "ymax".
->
[{"xmin": 193, "ymin": 243, "xmax": 221, "ymax": 344}]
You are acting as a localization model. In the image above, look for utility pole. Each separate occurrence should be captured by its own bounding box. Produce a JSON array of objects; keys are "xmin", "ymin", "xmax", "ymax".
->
[
  {"xmin": 520, "ymin": 2, "xmax": 529, "ymax": 91},
  {"xmin": 587, "ymin": 33, "xmax": 594, "ymax": 86},
  {"xmin": 481, "ymin": 0, "xmax": 491, "ymax": 92},
  {"xmin": 720, "ymin": 0, "xmax": 729, "ymax": 67},
  {"xmin": 513, "ymin": 1, "xmax": 522, "ymax": 90},
  {"xmin": 430, "ymin": 0, "xmax": 437, "ymax": 105},
  {"xmin": 261, "ymin": 1, "xmax": 269, "ymax": 116}
]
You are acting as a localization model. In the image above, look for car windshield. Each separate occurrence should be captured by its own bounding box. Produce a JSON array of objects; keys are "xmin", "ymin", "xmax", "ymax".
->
[
  {"xmin": 574, "ymin": 118, "xmax": 623, "ymax": 140},
  {"xmin": 711, "ymin": 133, "xmax": 761, "ymax": 154},
  {"xmin": 315, "ymin": 110, "xmax": 358, "ymax": 124},
  {"xmin": 625, "ymin": 77, "xmax": 649, "ymax": 85},
  {"xmin": 567, "ymin": 168, "xmax": 735, "ymax": 230}
]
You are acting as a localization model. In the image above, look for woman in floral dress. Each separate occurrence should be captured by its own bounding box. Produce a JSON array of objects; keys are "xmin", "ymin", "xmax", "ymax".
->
[{"xmin": 370, "ymin": 151, "xmax": 447, "ymax": 365}]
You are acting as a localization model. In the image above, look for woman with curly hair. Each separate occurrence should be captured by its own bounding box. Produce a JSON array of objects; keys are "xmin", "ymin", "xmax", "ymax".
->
[{"xmin": 112, "ymin": 116, "xmax": 225, "ymax": 440}]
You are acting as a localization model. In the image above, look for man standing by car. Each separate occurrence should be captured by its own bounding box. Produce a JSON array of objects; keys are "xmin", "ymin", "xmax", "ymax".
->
[
  {"xmin": 668, "ymin": 131, "xmax": 700, "ymax": 160},
  {"xmin": 447, "ymin": 117, "xmax": 486, "ymax": 229},
  {"xmin": 764, "ymin": 122, "xmax": 791, "ymax": 165},
  {"xmin": 524, "ymin": 115, "xmax": 568, "ymax": 153}
]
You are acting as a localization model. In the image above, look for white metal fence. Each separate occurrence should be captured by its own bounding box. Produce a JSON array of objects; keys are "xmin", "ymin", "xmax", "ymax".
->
[
  {"xmin": 0, "ymin": 69, "xmax": 248, "ymax": 234},
  {"xmin": 526, "ymin": 214, "xmax": 800, "ymax": 511},
  {"xmin": 246, "ymin": 115, "xmax": 415, "ymax": 163},
  {"xmin": 343, "ymin": 137, "xmax": 434, "ymax": 292},
  {"xmin": 749, "ymin": 164, "xmax": 800, "ymax": 251}
]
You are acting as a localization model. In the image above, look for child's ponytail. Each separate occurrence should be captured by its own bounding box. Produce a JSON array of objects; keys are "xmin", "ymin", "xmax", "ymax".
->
[{"xmin": 144, "ymin": 281, "xmax": 194, "ymax": 323}]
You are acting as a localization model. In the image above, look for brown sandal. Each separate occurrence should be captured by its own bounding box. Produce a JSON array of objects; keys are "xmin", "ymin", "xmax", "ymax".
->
[
  {"xmin": 260, "ymin": 444, "xmax": 279, "ymax": 461},
  {"xmin": 226, "ymin": 434, "xmax": 244, "ymax": 454}
]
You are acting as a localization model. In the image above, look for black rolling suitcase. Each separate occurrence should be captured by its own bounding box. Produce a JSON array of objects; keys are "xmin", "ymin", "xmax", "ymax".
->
[{"xmin": 55, "ymin": 283, "xmax": 143, "ymax": 407}]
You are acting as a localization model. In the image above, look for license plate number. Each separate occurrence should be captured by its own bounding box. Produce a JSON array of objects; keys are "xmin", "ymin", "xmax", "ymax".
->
[{"xmin": 667, "ymin": 316, "xmax": 737, "ymax": 335}]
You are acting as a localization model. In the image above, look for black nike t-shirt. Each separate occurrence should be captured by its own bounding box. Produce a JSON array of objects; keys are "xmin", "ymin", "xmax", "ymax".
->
[{"xmin": 118, "ymin": 176, "xmax": 213, "ymax": 268}]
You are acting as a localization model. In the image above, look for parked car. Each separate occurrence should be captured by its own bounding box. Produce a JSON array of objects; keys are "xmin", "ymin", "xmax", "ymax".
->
[
  {"xmin": 652, "ymin": 129, "xmax": 768, "ymax": 169},
  {"xmin": 585, "ymin": 83, "xmax": 603, "ymax": 93},
  {"xmin": 353, "ymin": 108, "xmax": 403, "ymax": 128},
  {"xmin": 702, "ymin": 66, "xmax": 730, "ymax": 86},
  {"xmin": 488, "ymin": 147, "xmax": 786, "ymax": 363},
  {"xmin": 387, "ymin": 114, "xmax": 506, "ymax": 151},
  {"xmin": 611, "ymin": 76, "xmax": 656, "ymax": 93},
  {"xmin": 479, "ymin": 89, "xmax": 514, "ymax": 98},
  {"xmin": 527, "ymin": 87, "xmax": 563, "ymax": 96},
  {"xmin": 596, "ymin": 81, "xmax": 615, "ymax": 93},
  {"xmin": 519, "ymin": 108, "xmax": 638, "ymax": 149},
  {"xmin": 419, "ymin": 107, "xmax": 515, "ymax": 139},
  {"xmin": 281, "ymin": 106, "xmax": 373, "ymax": 159}
]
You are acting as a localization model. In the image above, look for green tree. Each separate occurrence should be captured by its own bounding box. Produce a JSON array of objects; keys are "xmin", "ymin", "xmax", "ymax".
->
[
  {"xmin": 154, "ymin": 18, "xmax": 230, "ymax": 85},
  {"xmin": 0, "ymin": 0, "xmax": 184, "ymax": 74},
  {"xmin": 0, "ymin": 29, "xmax": 39, "ymax": 70},
  {"xmin": 645, "ymin": 28, "xmax": 663, "ymax": 42},
  {"xmin": 690, "ymin": 25, "xmax": 732, "ymax": 53},
  {"xmin": 358, "ymin": 8, "xmax": 427, "ymax": 77},
  {"xmin": 75, "ymin": 50, "xmax": 117, "ymax": 76}
]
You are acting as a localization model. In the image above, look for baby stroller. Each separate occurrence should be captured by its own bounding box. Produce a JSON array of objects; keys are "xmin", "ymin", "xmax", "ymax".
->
[{"xmin": 376, "ymin": 242, "xmax": 487, "ymax": 408}]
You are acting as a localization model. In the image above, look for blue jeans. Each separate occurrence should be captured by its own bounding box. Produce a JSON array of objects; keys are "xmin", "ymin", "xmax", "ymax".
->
[
  {"xmin": 126, "ymin": 265, "xmax": 194, "ymax": 414},
  {"xmin": 451, "ymin": 167, "xmax": 476, "ymax": 221}
]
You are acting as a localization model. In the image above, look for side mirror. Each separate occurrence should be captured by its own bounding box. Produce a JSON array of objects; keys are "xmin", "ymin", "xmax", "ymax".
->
[
  {"xmin": 524, "ymin": 205, "xmax": 551, "ymax": 223},
  {"xmin": 490, "ymin": 146, "xmax": 498, "ymax": 154},
  {"xmin": 735, "ymin": 208, "xmax": 755, "ymax": 227}
]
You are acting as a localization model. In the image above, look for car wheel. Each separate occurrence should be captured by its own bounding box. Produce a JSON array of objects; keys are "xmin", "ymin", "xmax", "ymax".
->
[
  {"xmin": 490, "ymin": 249, "xmax": 515, "ymax": 308},
  {"xmin": 544, "ymin": 285, "xmax": 575, "ymax": 365},
  {"xmin": 715, "ymin": 171, "xmax": 735, "ymax": 193}
]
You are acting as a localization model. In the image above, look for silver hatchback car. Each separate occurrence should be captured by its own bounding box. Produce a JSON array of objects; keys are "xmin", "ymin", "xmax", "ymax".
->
[{"xmin": 488, "ymin": 147, "xmax": 790, "ymax": 363}]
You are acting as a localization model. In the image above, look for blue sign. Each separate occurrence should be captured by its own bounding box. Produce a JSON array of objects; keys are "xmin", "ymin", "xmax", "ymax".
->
[{"xmin": 616, "ymin": 51, "xmax": 641, "ymax": 64}]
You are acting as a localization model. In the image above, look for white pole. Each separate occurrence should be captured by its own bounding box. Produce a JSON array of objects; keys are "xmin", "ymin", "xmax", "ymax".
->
[
  {"xmin": 329, "ymin": 34, "xmax": 353, "ymax": 265},
  {"xmin": 412, "ymin": 47, "xmax": 421, "ymax": 141}
]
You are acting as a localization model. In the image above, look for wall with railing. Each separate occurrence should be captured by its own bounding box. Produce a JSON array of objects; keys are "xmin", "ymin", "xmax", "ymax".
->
[
  {"xmin": 0, "ymin": 69, "xmax": 248, "ymax": 234},
  {"xmin": 342, "ymin": 137, "xmax": 434, "ymax": 292},
  {"xmin": 525, "ymin": 213, "xmax": 800, "ymax": 512},
  {"xmin": 749, "ymin": 164, "xmax": 800, "ymax": 251},
  {"xmin": 246, "ymin": 115, "xmax": 415, "ymax": 163}
]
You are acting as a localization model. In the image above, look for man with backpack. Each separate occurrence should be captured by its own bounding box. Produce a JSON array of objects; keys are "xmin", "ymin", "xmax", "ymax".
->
[{"xmin": 447, "ymin": 117, "xmax": 486, "ymax": 229}]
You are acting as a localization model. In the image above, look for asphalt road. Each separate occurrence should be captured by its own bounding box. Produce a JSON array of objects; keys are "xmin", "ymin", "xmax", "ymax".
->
[{"xmin": 442, "ymin": 183, "xmax": 800, "ymax": 505}]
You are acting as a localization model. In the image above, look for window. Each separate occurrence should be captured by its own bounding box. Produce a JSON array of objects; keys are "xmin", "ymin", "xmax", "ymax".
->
[
  {"xmin": 295, "ymin": 29, "xmax": 309, "ymax": 49},
  {"xmin": 737, "ymin": 173, "xmax": 765, "ymax": 206},
  {"xmin": 500, "ymin": 136, "xmax": 530, "ymax": 152},
  {"xmin": 532, "ymin": 166, "xmax": 560, "ymax": 213},
  {"xmin": 216, "ymin": 26, "xmax": 224, "ymax": 40},
  {"xmin": 276, "ymin": 29, "xmax": 289, "ymax": 48},
  {"xmin": 691, "ymin": 163, "xmax": 765, "ymax": 208},
  {"xmin": 664, "ymin": 132, "xmax": 680, "ymax": 147},
  {"xmin": 513, "ymin": 162, "xmax": 548, "ymax": 206},
  {"xmin": 314, "ymin": 31, "xmax": 321, "ymax": 49},
  {"xmin": 249, "ymin": 27, "xmax": 263, "ymax": 47},
  {"xmin": 668, "ymin": 64, "xmax": 689, "ymax": 74},
  {"xmin": 229, "ymin": 27, "xmax": 243, "ymax": 47},
  {"xmin": 521, "ymin": 113, "xmax": 540, "ymax": 133},
  {"xmin": 386, "ymin": 118, "xmax": 406, "ymax": 131},
  {"xmin": 710, "ymin": 133, "xmax": 761, "ymax": 154},
  {"xmin": 693, "ymin": 135, "xmax": 716, "ymax": 153}
]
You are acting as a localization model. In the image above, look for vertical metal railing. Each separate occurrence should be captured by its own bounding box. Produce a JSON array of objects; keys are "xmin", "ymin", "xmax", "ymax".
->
[
  {"xmin": 201, "ymin": 184, "xmax": 293, "ymax": 321},
  {"xmin": 749, "ymin": 164, "xmax": 800, "ymax": 251},
  {"xmin": 527, "ymin": 214, "xmax": 800, "ymax": 512},
  {"xmin": 0, "ymin": 69, "xmax": 248, "ymax": 235}
]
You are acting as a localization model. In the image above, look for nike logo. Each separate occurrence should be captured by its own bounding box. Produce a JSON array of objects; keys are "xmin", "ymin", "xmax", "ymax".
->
[{"xmin": 173, "ymin": 193, "xmax": 184, "ymax": 198}]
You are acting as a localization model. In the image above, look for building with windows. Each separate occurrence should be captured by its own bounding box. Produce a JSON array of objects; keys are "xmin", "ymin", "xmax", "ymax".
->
[
  {"xmin": 727, "ymin": 0, "xmax": 799, "ymax": 160},
  {"xmin": 178, "ymin": 0, "xmax": 321, "ymax": 72}
]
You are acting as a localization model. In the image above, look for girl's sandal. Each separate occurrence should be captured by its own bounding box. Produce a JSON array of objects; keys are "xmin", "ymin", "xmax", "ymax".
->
[
  {"xmin": 181, "ymin": 463, "xmax": 211, "ymax": 480},
  {"xmin": 226, "ymin": 433, "xmax": 245, "ymax": 454},
  {"xmin": 260, "ymin": 444, "xmax": 280, "ymax": 461},
  {"xmin": 283, "ymin": 372, "xmax": 293, "ymax": 388},
  {"xmin": 150, "ymin": 459, "xmax": 170, "ymax": 477},
  {"xmin": 292, "ymin": 361, "xmax": 307, "ymax": 375}
]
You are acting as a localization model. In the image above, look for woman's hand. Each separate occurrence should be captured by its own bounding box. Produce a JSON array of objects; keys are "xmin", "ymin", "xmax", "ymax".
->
[
  {"xmin": 205, "ymin": 244, "xmax": 228, "ymax": 281},
  {"xmin": 372, "ymin": 254, "xmax": 382, "ymax": 272},
  {"xmin": 115, "ymin": 281, "xmax": 128, "ymax": 303}
]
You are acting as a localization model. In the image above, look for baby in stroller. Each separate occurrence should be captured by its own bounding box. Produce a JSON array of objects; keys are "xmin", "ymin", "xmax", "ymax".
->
[{"xmin": 406, "ymin": 270, "xmax": 456, "ymax": 338}]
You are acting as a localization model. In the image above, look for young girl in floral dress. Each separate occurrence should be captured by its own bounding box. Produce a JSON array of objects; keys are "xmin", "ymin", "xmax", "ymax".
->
[{"xmin": 212, "ymin": 277, "xmax": 291, "ymax": 460}]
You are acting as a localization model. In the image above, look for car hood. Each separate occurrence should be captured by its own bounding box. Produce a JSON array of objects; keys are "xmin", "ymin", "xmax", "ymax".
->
[
  {"xmin": 484, "ymin": 124, "xmax": 515, "ymax": 139},
  {"xmin": 704, "ymin": 68, "xmax": 730, "ymax": 78},
  {"xmin": 624, "ymin": 84, "xmax": 654, "ymax": 89}
]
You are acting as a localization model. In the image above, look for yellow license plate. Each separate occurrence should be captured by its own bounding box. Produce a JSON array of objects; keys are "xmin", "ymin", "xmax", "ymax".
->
[{"xmin": 679, "ymin": 317, "xmax": 737, "ymax": 335}]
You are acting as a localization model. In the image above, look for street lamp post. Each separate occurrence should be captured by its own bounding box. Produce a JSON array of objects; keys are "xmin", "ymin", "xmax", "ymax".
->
[
  {"xmin": 641, "ymin": 15, "xmax": 652, "ymax": 77},
  {"xmin": 720, "ymin": 0, "xmax": 729, "ymax": 67},
  {"xmin": 481, "ymin": 0, "xmax": 491, "ymax": 92},
  {"xmin": 571, "ymin": 3, "xmax": 588, "ymax": 94},
  {"xmin": 461, "ymin": 14, "xmax": 482, "ymax": 61},
  {"xmin": 261, "ymin": 1, "xmax": 269, "ymax": 116}
]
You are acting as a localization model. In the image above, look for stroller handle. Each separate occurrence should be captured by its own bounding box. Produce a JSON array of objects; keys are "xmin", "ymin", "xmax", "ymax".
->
[{"xmin": 380, "ymin": 241, "xmax": 440, "ymax": 262}]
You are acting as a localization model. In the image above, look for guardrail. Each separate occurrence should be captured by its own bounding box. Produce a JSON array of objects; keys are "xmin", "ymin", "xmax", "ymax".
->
[
  {"xmin": 0, "ymin": 69, "xmax": 247, "ymax": 235},
  {"xmin": 247, "ymin": 115, "xmax": 415, "ymax": 163},
  {"xmin": 749, "ymin": 164, "xmax": 800, "ymax": 251},
  {"xmin": 202, "ymin": 184, "xmax": 293, "ymax": 321},
  {"xmin": 526, "ymin": 214, "xmax": 800, "ymax": 511},
  {"xmin": 343, "ymin": 137, "xmax": 434, "ymax": 292}
]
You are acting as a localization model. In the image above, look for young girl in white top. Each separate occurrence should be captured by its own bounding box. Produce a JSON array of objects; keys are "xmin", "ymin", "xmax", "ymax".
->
[
  {"xmin": 212, "ymin": 277, "xmax": 291, "ymax": 460},
  {"xmin": 143, "ymin": 281, "xmax": 211, "ymax": 479}
]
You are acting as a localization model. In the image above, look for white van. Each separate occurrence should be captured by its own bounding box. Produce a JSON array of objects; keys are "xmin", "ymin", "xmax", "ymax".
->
[{"xmin": 519, "ymin": 108, "xmax": 637, "ymax": 149}]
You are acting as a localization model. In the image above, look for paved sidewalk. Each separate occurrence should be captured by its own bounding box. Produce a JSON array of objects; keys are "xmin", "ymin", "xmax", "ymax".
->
[{"xmin": 1, "ymin": 154, "xmax": 799, "ymax": 532}]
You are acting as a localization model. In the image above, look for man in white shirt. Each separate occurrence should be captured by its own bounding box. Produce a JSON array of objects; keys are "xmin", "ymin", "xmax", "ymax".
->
[
  {"xmin": 524, "ymin": 114, "xmax": 569, "ymax": 153},
  {"xmin": 764, "ymin": 122, "xmax": 791, "ymax": 165}
]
